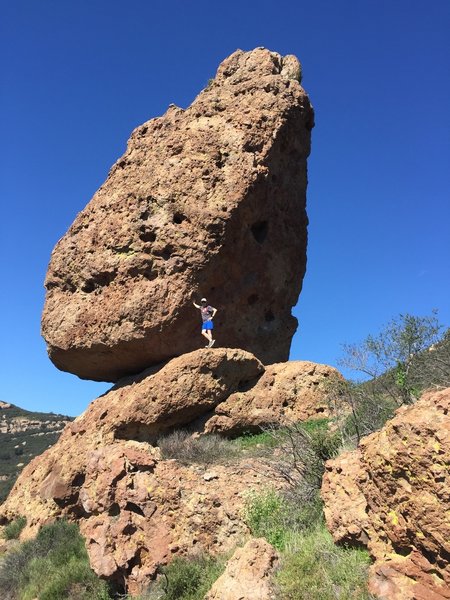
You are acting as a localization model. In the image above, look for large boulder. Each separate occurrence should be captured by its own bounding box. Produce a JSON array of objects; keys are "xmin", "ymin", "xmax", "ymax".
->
[
  {"xmin": 321, "ymin": 388, "xmax": 450, "ymax": 600},
  {"xmin": 42, "ymin": 47, "xmax": 314, "ymax": 381}
]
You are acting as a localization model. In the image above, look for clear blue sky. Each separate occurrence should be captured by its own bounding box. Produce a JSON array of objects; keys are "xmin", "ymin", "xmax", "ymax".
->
[{"xmin": 1, "ymin": 0, "xmax": 449, "ymax": 416}]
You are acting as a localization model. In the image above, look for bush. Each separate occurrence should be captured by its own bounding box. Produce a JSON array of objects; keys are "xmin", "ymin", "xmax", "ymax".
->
[
  {"xmin": 339, "ymin": 311, "xmax": 448, "ymax": 405},
  {"xmin": 233, "ymin": 430, "xmax": 278, "ymax": 452},
  {"xmin": 256, "ymin": 422, "xmax": 339, "ymax": 504},
  {"xmin": 2, "ymin": 516, "xmax": 26, "ymax": 540},
  {"xmin": 157, "ymin": 431, "xmax": 237, "ymax": 465},
  {"xmin": 243, "ymin": 489, "xmax": 288, "ymax": 550},
  {"xmin": 277, "ymin": 523, "xmax": 373, "ymax": 599},
  {"xmin": 327, "ymin": 378, "xmax": 397, "ymax": 444},
  {"xmin": 142, "ymin": 554, "xmax": 226, "ymax": 600},
  {"xmin": 0, "ymin": 520, "xmax": 110, "ymax": 600}
]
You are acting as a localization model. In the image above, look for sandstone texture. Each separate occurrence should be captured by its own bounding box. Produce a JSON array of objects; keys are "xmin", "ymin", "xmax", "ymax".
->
[
  {"xmin": 202, "ymin": 360, "xmax": 340, "ymax": 436},
  {"xmin": 205, "ymin": 538, "xmax": 279, "ymax": 600},
  {"xmin": 42, "ymin": 47, "xmax": 314, "ymax": 381},
  {"xmin": 2, "ymin": 348, "xmax": 333, "ymax": 594},
  {"xmin": 321, "ymin": 388, "xmax": 450, "ymax": 600}
]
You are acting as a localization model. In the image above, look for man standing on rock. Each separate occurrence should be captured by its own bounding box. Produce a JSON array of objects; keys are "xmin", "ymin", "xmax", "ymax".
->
[{"xmin": 193, "ymin": 298, "xmax": 217, "ymax": 348}]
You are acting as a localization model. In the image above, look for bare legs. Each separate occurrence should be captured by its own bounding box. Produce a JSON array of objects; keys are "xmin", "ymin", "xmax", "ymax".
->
[{"xmin": 201, "ymin": 329, "xmax": 214, "ymax": 347}]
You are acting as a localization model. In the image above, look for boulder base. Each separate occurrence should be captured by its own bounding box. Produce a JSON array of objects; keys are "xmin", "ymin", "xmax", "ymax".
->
[{"xmin": 1, "ymin": 349, "xmax": 336, "ymax": 594}]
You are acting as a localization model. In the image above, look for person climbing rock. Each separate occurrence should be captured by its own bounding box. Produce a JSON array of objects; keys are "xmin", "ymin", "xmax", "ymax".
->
[{"xmin": 193, "ymin": 297, "xmax": 217, "ymax": 348}]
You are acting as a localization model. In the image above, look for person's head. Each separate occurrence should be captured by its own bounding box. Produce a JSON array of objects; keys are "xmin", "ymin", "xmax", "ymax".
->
[{"xmin": 201, "ymin": 297, "xmax": 207, "ymax": 306}]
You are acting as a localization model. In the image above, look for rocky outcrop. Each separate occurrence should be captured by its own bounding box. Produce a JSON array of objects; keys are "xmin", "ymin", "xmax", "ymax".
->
[
  {"xmin": 0, "ymin": 348, "xmax": 336, "ymax": 593},
  {"xmin": 0, "ymin": 349, "xmax": 262, "ymax": 523},
  {"xmin": 202, "ymin": 361, "xmax": 340, "ymax": 436},
  {"xmin": 321, "ymin": 388, "xmax": 450, "ymax": 600},
  {"xmin": 79, "ymin": 445, "xmax": 275, "ymax": 596},
  {"xmin": 1, "ymin": 348, "xmax": 309, "ymax": 594},
  {"xmin": 204, "ymin": 538, "xmax": 279, "ymax": 600},
  {"xmin": 42, "ymin": 47, "xmax": 314, "ymax": 381}
]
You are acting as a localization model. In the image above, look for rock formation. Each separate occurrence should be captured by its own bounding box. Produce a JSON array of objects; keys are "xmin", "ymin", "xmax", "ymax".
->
[
  {"xmin": 0, "ymin": 348, "xmax": 335, "ymax": 594},
  {"xmin": 321, "ymin": 387, "xmax": 450, "ymax": 600},
  {"xmin": 202, "ymin": 360, "xmax": 340, "ymax": 435},
  {"xmin": 204, "ymin": 538, "xmax": 279, "ymax": 600},
  {"xmin": 42, "ymin": 47, "xmax": 314, "ymax": 381}
]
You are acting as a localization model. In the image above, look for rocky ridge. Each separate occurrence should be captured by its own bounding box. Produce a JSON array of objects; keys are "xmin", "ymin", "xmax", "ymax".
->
[{"xmin": 42, "ymin": 47, "xmax": 314, "ymax": 382}]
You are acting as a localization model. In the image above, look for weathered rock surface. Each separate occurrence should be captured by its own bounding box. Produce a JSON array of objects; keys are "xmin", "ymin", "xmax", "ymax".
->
[
  {"xmin": 321, "ymin": 388, "xmax": 450, "ymax": 600},
  {"xmin": 0, "ymin": 349, "xmax": 289, "ymax": 594},
  {"xmin": 205, "ymin": 538, "xmax": 279, "ymax": 600},
  {"xmin": 0, "ymin": 349, "xmax": 262, "ymax": 520},
  {"xmin": 79, "ymin": 445, "xmax": 275, "ymax": 596},
  {"xmin": 42, "ymin": 47, "xmax": 314, "ymax": 381},
  {"xmin": 202, "ymin": 360, "xmax": 340, "ymax": 436}
]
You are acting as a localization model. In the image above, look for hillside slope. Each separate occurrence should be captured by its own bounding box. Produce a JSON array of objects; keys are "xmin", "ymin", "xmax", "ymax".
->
[{"xmin": 0, "ymin": 401, "xmax": 72, "ymax": 503}]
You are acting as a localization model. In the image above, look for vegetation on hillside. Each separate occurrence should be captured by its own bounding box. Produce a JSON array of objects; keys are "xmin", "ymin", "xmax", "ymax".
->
[
  {"xmin": 0, "ymin": 520, "xmax": 110, "ymax": 600},
  {"xmin": 329, "ymin": 312, "xmax": 450, "ymax": 443},
  {"xmin": 0, "ymin": 404, "xmax": 72, "ymax": 503}
]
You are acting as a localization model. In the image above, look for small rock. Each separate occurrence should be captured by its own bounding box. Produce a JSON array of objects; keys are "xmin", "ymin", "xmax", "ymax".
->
[{"xmin": 204, "ymin": 538, "xmax": 279, "ymax": 600}]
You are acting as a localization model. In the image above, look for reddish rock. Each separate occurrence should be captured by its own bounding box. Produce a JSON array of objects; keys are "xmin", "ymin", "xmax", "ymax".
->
[
  {"xmin": 79, "ymin": 444, "xmax": 274, "ymax": 596},
  {"xmin": 0, "ymin": 349, "xmax": 281, "ymax": 594},
  {"xmin": 202, "ymin": 361, "xmax": 340, "ymax": 436},
  {"xmin": 321, "ymin": 388, "xmax": 450, "ymax": 600},
  {"xmin": 41, "ymin": 47, "xmax": 314, "ymax": 381},
  {"xmin": 204, "ymin": 538, "xmax": 279, "ymax": 600}
]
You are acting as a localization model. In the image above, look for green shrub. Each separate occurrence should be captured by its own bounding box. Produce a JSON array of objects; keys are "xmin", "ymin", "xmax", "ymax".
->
[
  {"xmin": 0, "ymin": 520, "xmax": 110, "ymax": 600},
  {"xmin": 143, "ymin": 554, "xmax": 226, "ymax": 600},
  {"xmin": 277, "ymin": 523, "xmax": 373, "ymax": 600},
  {"xmin": 243, "ymin": 489, "xmax": 289, "ymax": 550},
  {"xmin": 3, "ymin": 516, "xmax": 26, "ymax": 540}
]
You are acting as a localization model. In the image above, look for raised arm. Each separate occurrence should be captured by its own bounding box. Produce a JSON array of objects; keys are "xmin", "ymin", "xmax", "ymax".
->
[{"xmin": 193, "ymin": 301, "xmax": 200, "ymax": 309}]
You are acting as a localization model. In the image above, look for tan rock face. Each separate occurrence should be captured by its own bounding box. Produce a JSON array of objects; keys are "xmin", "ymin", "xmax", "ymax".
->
[
  {"xmin": 202, "ymin": 361, "xmax": 340, "ymax": 436},
  {"xmin": 205, "ymin": 538, "xmax": 279, "ymax": 600},
  {"xmin": 42, "ymin": 47, "xmax": 314, "ymax": 381},
  {"xmin": 321, "ymin": 388, "xmax": 450, "ymax": 600}
]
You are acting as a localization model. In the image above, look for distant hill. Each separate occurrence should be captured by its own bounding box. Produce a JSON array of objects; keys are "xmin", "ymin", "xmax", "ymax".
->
[{"xmin": 0, "ymin": 401, "xmax": 73, "ymax": 503}]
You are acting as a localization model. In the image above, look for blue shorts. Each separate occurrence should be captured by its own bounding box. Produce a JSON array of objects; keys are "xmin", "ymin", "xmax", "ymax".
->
[{"xmin": 202, "ymin": 320, "xmax": 214, "ymax": 331}]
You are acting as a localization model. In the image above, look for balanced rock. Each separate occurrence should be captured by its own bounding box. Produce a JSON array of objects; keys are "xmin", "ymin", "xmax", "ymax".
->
[
  {"xmin": 321, "ymin": 388, "xmax": 450, "ymax": 600},
  {"xmin": 204, "ymin": 538, "xmax": 279, "ymax": 600},
  {"xmin": 42, "ymin": 47, "xmax": 314, "ymax": 381}
]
